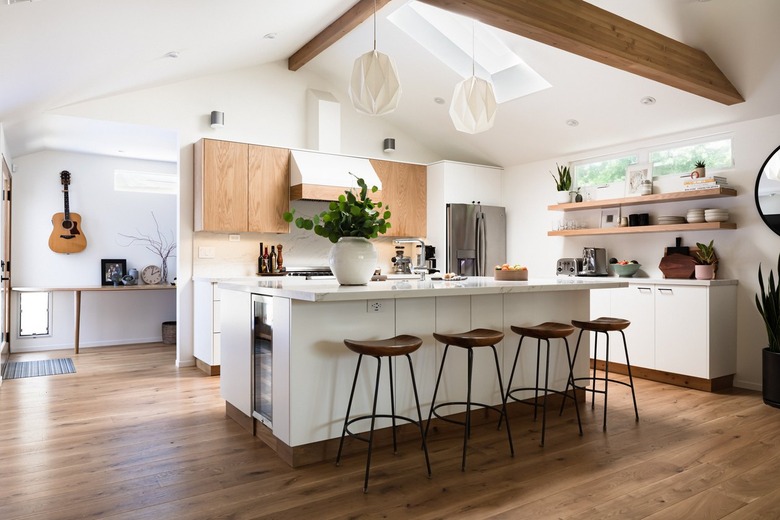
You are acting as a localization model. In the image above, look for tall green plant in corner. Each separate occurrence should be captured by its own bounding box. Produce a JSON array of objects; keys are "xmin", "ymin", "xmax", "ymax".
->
[{"xmin": 757, "ymin": 254, "xmax": 780, "ymax": 352}]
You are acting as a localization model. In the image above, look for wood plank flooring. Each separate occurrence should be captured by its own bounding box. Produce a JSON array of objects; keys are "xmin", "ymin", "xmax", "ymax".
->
[{"xmin": 1, "ymin": 344, "xmax": 779, "ymax": 519}]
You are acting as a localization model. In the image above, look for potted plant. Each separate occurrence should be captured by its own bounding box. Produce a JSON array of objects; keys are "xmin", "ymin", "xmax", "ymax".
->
[
  {"xmin": 283, "ymin": 175, "xmax": 391, "ymax": 285},
  {"xmin": 756, "ymin": 254, "xmax": 780, "ymax": 407},
  {"xmin": 693, "ymin": 239, "xmax": 717, "ymax": 280},
  {"xmin": 551, "ymin": 163, "xmax": 572, "ymax": 203},
  {"xmin": 692, "ymin": 160, "xmax": 706, "ymax": 178}
]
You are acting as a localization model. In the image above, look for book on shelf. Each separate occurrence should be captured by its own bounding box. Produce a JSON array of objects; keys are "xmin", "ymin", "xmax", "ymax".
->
[{"xmin": 683, "ymin": 182, "xmax": 731, "ymax": 191}]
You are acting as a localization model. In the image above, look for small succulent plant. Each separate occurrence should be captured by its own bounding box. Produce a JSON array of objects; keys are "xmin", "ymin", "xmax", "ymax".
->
[{"xmin": 694, "ymin": 160, "xmax": 706, "ymax": 168}]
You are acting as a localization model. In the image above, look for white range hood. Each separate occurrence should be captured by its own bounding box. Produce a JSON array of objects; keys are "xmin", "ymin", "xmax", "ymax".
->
[{"xmin": 289, "ymin": 150, "xmax": 383, "ymax": 201}]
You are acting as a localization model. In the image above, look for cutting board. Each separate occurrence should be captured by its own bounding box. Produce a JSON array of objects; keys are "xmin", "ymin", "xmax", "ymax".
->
[{"xmin": 658, "ymin": 252, "xmax": 697, "ymax": 279}]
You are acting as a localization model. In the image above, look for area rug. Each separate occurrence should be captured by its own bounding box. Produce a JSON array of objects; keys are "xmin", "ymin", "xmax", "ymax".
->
[{"xmin": 2, "ymin": 358, "xmax": 76, "ymax": 380}]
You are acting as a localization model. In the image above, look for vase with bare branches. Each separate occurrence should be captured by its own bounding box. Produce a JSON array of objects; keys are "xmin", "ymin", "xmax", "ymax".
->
[{"xmin": 118, "ymin": 213, "xmax": 176, "ymax": 284}]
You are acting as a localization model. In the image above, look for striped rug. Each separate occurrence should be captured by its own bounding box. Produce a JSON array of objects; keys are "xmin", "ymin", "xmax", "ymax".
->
[{"xmin": 3, "ymin": 358, "xmax": 76, "ymax": 380}]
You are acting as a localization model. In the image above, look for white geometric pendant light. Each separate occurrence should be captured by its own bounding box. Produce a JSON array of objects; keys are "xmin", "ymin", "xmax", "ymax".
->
[
  {"xmin": 449, "ymin": 76, "xmax": 497, "ymax": 133},
  {"xmin": 449, "ymin": 20, "xmax": 497, "ymax": 134},
  {"xmin": 349, "ymin": 50, "xmax": 401, "ymax": 116},
  {"xmin": 348, "ymin": 0, "xmax": 401, "ymax": 116}
]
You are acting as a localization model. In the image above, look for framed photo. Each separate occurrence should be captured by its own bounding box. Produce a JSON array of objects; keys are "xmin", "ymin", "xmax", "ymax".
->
[
  {"xmin": 625, "ymin": 163, "xmax": 652, "ymax": 196},
  {"xmin": 600, "ymin": 208, "xmax": 620, "ymax": 228},
  {"xmin": 101, "ymin": 259, "xmax": 127, "ymax": 286}
]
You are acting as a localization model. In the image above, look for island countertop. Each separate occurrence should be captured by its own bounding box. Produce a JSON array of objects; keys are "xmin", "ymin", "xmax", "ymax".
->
[{"xmin": 217, "ymin": 275, "xmax": 630, "ymax": 302}]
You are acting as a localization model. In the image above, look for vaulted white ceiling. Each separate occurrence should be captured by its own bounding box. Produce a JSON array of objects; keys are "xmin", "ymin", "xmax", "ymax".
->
[{"xmin": 2, "ymin": 0, "xmax": 779, "ymax": 167}]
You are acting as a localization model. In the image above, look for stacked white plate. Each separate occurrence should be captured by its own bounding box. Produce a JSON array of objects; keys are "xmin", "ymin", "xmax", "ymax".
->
[
  {"xmin": 658, "ymin": 215, "xmax": 686, "ymax": 225},
  {"xmin": 704, "ymin": 208, "xmax": 729, "ymax": 222},
  {"xmin": 686, "ymin": 208, "xmax": 705, "ymax": 223}
]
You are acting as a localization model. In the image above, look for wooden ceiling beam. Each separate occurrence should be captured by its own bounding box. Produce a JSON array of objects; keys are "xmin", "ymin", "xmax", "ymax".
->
[
  {"xmin": 288, "ymin": 0, "xmax": 393, "ymax": 72},
  {"xmin": 417, "ymin": 0, "xmax": 743, "ymax": 105}
]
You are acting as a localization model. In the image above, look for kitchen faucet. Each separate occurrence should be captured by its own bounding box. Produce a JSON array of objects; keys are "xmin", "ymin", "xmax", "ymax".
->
[{"xmin": 392, "ymin": 238, "xmax": 427, "ymax": 280}]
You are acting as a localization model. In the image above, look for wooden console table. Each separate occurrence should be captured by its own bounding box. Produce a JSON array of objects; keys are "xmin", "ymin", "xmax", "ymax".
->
[{"xmin": 12, "ymin": 285, "xmax": 176, "ymax": 353}]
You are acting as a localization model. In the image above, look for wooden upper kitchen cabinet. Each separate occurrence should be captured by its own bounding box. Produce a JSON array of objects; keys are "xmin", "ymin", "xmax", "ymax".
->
[
  {"xmin": 194, "ymin": 138, "xmax": 290, "ymax": 233},
  {"xmin": 370, "ymin": 159, "xmax": 427, "ymax": 237}
]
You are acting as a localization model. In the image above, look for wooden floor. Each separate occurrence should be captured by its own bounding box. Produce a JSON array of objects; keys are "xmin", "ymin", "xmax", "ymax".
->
[{"xmin": 2, "ymin": 344, "xmax": 780, "ymax": 519}]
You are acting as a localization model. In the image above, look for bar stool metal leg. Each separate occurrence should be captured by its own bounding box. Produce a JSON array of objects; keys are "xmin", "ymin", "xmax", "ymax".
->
[
  {"xmin": 620, "ymin": 330, "xmax": 640, "ymax": 422},
  {"xmin": 490, "ymin": 344, "xmax": 514, "ymax": 456},
  {"xmin": 405, "ymin": 353, "xmax": 432, "ymax": 477},
  {"xmin": 336, "ymin": 354, "xmax": 363, "ymax": 465}
]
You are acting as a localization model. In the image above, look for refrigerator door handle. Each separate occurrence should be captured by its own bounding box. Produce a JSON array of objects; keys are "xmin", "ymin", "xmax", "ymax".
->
[{"xmin": 476, "ymin": 211, "xmax": 486, "ymax": 276}]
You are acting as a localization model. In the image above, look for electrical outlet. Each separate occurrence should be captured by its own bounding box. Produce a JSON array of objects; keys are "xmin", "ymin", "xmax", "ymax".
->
[
  {"xmin": 229, "ymin": 234, "xmax": 240, "ymax": 242},
  {"xmin": 367, "ymin": 300, "xmax": 385, "ymax": 313},
  {"xmin": 198, "ymin": 246, "xmax": 215, "ymax": 259}
]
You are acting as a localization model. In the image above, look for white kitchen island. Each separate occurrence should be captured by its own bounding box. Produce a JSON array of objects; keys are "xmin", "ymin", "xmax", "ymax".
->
[{"xmin": 217, "ymin": 275, "xmax": 628, "ymax": 467}]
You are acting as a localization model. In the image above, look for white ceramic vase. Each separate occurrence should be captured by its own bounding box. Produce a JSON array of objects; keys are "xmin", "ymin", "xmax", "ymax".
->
[
  {"xmin": 328, "ymin": 237, "xmax": 377, "ymax": 285},
  {"xmin": 556, "ymin": 191, "xmax": 571, "ymax": 204}
]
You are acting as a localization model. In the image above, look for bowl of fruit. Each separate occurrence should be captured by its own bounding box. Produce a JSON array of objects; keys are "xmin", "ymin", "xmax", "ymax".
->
[
  {"xmin": 610, "ymin": 259, "xmax": 641, "ymax": 277},
  {"xmin": 494, "ymin": 264, "xmax": 529, "ymax": 281}
]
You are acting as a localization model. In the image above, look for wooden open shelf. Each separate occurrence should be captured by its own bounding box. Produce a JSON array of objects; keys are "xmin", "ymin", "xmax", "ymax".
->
[
  {"xmin": 548, "ymin": 221, "xmax": 736, "ymax": 237},
  {"xmin": 547, "ymin": 187, "xmax": 737, "ymax": 212}
]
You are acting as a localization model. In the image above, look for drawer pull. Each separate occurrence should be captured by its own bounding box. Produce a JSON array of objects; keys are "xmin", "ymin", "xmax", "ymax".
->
[
  {"xmin": 658, "ymin": 288, "xmax": 674, "ymax": 294},
  {"xmin": 637, "ymin": 287, "xmax": 652, "ymax": 293}
]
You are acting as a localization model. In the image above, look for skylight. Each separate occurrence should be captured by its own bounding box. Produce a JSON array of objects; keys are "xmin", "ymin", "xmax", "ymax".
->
[{"xmin": 388, "ymin": 1, "xmax": 550, "ymax": 103}]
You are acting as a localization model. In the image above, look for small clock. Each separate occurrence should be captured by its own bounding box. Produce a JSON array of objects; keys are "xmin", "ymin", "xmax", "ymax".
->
[{"xmin": 141, "ymin": 265, "xmax": 163, "ymax": 285}]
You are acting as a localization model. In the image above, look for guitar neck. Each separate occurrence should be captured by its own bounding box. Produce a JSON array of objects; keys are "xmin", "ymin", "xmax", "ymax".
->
[{"xmin": 62, "ymin": 185, "xmax": 71, "ymax": 220}]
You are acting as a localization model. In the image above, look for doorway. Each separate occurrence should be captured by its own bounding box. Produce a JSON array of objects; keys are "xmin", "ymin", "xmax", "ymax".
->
[{"xmin": 1, "ymin": 156, "xmax": 11, "ymax": 380}]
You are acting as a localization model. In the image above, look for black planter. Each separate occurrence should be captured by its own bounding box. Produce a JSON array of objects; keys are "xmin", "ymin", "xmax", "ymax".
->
[{"xmin": 762, "ymin": 347, "xmax": 780, "ymax": 408}]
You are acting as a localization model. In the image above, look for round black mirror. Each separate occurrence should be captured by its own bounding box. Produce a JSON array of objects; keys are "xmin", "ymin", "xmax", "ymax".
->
[{"xmin": 755, "ymin": 145, "xmax": 780, "ymax": 237}]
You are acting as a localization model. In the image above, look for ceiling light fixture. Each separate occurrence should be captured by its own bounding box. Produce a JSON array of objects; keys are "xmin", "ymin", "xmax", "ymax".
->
[
  {"xmin": 164, "ymin": 51, "xmax": 180, "ymax": 59},
  {"xmin": 449, "ymin": 20, "xmax": 497, "ymax": 134},
  {"xmin": 566, "ymin": 119, "xmax": 580, "ymax": 127},
  {"xmin": 640, "ymin": 96, "xmax": 656, "ymax": 105},
  {"xmin": 348, "ymin": 0, "xmax": 401, "ymax": 116},
  {"xmin": 434, "ymin": 97, "xmax": 445, "ymax": 105},
  {"xmin": 263, "ymin": 33, "xmax": 277, "ymax": 40}
]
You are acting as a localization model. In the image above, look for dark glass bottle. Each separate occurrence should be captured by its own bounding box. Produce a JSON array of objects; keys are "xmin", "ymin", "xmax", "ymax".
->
[
  {"xmin": 258, "ymin": 242, "xmax": 265, "ymax": 274},
  {"xmin": 263, "ymin": 246, "xmax": 269, "ymax": 274},
  {"xmin": 268, "ymin": 245, "xmax": 277, "ymax": 273}
]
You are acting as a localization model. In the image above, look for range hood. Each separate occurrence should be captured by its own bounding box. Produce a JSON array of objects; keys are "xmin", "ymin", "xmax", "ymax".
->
[{"xmin": 289, "ymin": 150, "xmax": 382, "ymax": 201}]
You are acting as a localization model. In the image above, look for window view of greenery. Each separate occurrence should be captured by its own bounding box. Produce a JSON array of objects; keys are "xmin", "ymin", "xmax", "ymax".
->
[
  {"xmin": 19, "ymin": 291, "xmax": 49, "ymax": 336},
  {"xmin": 574, "ymin": 156, "xmax": 637, "ymax": 187},
  {"xmin": 650, "ymin": 138, "xmax": 733, "ymax": 177}
]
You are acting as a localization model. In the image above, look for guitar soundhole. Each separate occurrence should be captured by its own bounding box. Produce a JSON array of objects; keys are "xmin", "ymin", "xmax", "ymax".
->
[{"xmin": 62, "ymin": 220, "xmax": 73, "ymax": 230}]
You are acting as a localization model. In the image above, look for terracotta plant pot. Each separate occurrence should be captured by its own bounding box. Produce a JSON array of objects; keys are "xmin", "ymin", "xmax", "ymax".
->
[{"xmin": 694, "ymin": 264, "xmax": 715, "ymax": 280}]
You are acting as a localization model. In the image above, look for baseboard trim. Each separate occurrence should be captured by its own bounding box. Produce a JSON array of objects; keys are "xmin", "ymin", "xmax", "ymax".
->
[
  {"xmin": 195, "ymin": 359, "xmax": 220, "ymax": 376},
  {"xmin": 591, "ymin": 359, "xmax": 734, "ymax": 392}
]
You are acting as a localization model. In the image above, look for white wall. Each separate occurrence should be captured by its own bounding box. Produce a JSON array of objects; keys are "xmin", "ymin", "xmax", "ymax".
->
[
  {"xmin": 11, "ymin": 150, "xmax": 177, "ymax": 351},
  {"xmin": 50, "ymin": 60, "xmax": 440, "ymax": 366},
  {"xmin": 504, "ymin": 113, "xmax": 780, "ymax": 390}
]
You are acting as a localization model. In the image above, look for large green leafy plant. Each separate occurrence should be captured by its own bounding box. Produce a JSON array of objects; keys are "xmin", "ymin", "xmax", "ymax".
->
[
  {"xmin": 756, "ymin": 255, "xmax": 780, "ymax": 352},
  {"xmin": 283, "ymin": 175, "xmax": 391, "ymax": 243}
]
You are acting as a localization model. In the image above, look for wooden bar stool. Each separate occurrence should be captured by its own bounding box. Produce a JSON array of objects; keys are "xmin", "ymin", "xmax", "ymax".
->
[
  {"xmin": 504, "ymin": 322, "xmax": 582, "ymax": 447},
  {"xmin": 425, "ymin": 328, "xmax": 514, "ymax": 471},
  {"xmin": 335, "ymin": 334, "xmax": 431, "ymax": 492},
  {"xmin": 565, "ymin": 317, "xmax": 639, "ymax": 431}
]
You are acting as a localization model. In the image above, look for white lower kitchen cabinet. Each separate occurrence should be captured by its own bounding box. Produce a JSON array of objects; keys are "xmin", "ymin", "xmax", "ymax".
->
[
  {"xmin": 193, "ymin": 280, "xmax": 221, "ymax": 375},
  {"xmin": 590, "ymin": 280, "xmax": 737, "ymax": 391}
]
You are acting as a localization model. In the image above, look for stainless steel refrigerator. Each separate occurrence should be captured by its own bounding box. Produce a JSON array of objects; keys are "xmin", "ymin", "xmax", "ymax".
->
[{"xmin": 446, "ymin": 203, "xmax": 506, "ymax": 276}]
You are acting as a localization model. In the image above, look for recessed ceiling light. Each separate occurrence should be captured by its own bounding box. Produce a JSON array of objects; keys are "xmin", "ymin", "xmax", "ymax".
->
[
  {"xmin": 263, "ymin": 33, "xmax": 277, "ymax": 40},
  {"xmin": 434, "ymin": 97, "xmax": 445, "ymax": 105},
  {"xmin": 566, "ymin": 119, "xmax": 579, "ymax": 127},
  {"xmin": 164, "ymin": 51, "xmax": 180, "ymax": 59},
  {"xmin": 640, "ymin": 96, "xmax": 656, "ymax": 105}
]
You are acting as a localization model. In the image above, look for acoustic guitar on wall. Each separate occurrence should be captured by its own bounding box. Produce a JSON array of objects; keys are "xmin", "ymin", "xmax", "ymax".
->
[{"xmin": 48, "ymin": 170, "xmax": 87, "ymax": 254}]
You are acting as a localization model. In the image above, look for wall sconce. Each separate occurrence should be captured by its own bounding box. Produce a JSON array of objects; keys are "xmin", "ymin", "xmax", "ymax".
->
[
  {"xmin": 210, "ymin": 111, "xmax": 224, "ymax": 129},
  {"xmin": 383, "ymin": 138, "xmax": 395, "ymax": 153}
]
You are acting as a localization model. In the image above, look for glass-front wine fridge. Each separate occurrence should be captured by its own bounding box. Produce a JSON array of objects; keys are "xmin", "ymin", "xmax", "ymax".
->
[{"xmin": 252, "ymin": 294, "xmax": 273, "ymax": 427}]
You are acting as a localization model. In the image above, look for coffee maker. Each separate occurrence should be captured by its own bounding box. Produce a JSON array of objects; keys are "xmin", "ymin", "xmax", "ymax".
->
[{"xmin": 580, "ymin": 247, "xmax": 608, "ymax": 276}]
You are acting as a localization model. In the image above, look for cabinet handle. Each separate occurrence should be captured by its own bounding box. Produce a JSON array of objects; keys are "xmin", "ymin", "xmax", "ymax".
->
[
  {"xmin": 658, "ymin": 288, "xmax": 674, "ymax": 294},
  {"xmin": 637, "ymin": 287, "xmax": 652, "ymax": 293}
]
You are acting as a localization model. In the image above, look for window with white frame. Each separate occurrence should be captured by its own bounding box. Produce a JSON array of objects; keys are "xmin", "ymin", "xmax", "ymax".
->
[
  {"xmin": 649, "ymin": 137, "xmax": 733, "ymax": 178},
  {"xmin": 571, "ymin": 135, "xmax": 734, "ymax": 192},
  {"xmin": 19, "ymin": 291, "xmax": 51, "ymax": 337}
]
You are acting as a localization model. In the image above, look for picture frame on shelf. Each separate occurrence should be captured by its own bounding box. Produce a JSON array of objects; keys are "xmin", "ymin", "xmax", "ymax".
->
[
  {"xmin": 600, "ymin": 208, "xmax": 620, "ymax": 228},
  {"xmin": 101, "ymin": 259, "xmax": 127, "ymax": 286},
  {"xmin": 625, "ymin": 163, "xmax": 652, "ymax": 197}
]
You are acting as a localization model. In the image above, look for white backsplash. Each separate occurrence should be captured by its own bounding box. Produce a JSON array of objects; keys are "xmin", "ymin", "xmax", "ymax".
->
[{"xmin": 192, "ymin": 200, "xmax": 419, "ymax": 278}]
